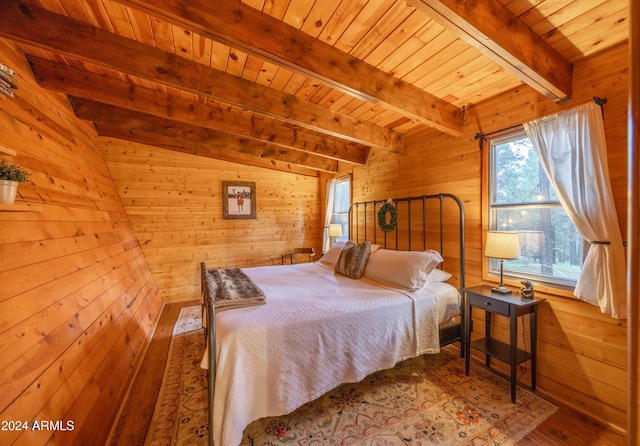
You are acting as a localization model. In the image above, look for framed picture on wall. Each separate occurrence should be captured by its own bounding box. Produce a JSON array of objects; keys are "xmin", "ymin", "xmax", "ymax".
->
[{"xmin": 222, "ymin": 181, "xmax": 256, "ymax": 219}]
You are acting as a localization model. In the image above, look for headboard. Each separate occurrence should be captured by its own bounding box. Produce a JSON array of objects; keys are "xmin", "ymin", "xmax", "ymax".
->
[{"xmin": 348, "ymin": 193, "xmax": 465, "ymax": 290}]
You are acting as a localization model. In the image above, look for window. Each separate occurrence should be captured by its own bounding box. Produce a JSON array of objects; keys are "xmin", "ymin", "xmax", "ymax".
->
[
  {"xmin": 330, "ymin": 176, "xmax": 350, "ymax": 243},
  {"xmin": 488, "ymin": 130, "xmax": 583, "ymax": 288}
]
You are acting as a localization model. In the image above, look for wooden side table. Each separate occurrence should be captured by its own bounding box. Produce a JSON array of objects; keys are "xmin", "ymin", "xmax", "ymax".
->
[{"xmin": 463, "ymin": 284, "xmax": 545, "ymax": 403}]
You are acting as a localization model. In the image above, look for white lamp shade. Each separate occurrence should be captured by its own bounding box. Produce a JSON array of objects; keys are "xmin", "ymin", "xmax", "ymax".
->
[
  {"xmin": 328, "ymin": 224, "xmax": 343, "ymax": 238},
  {"xmin": 485, "ymin": 231, "xmax": 520, "ymax": 260}
]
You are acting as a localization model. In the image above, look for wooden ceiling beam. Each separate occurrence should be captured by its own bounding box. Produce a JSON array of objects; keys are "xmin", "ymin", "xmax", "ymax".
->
[
  {"xmin": 70, "ymin": 97, "xmax": 339, "ymax": 173},
  {"xmin": 116, "ymin": 0, "xmax": 464, "ymax": 136},
  {"xmin": 406, "ymin": 0, "xmax": 572, "ymax": 102},
  {"xmin": 97, "ymin": 123, "xmax": 319, "ymax": 177},
  {"xmin": 0, "ymin": 0, "xmax": 402, "ymax": 152},
  {"xmin": 27, "ymin": 56, "xmax": 369, "ymax": 166}
]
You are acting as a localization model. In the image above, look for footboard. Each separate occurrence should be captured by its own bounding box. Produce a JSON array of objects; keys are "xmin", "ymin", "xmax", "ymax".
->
[{"xmin": 200, "ymin": 262, "xmax": 216, "ymax": 446}]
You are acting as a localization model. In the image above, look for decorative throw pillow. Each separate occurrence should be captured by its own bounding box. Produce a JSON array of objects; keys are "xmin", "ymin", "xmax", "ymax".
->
[
  {"xmin": 334, "ymin": 241, "xmax": 372, "ymax": 279},
  {"xmin": 364, "ymin": 249, "xmax": 443, "ymax": 289}
]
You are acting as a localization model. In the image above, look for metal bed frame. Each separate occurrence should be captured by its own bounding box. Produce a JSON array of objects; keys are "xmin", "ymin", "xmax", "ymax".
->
[
  {"xmin": 202, "ymin": 192, "xmax": 465, "ymax": 446},
  {"xmin": 202, "ymin": 263, "xmax": 217, "ymax": 446},
  {"xmin": 348, "ymin": 193, "xmax": 466, "ymax": 347}
]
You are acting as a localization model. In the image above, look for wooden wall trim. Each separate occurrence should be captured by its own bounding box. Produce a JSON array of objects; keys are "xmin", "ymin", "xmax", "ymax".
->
[{"xmin": 628, "ymin": 2, "xmax": 639, "ymax": 444}]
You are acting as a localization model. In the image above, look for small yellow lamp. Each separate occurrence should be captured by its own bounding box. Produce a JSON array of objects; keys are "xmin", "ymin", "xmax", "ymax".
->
[
  {"xmin": 328, "ymin": 224, "xmax": 343, "ymax": 247},
  {"xmin": 485, "ymin": 231, "xmax": 520, "ymax": 294}
]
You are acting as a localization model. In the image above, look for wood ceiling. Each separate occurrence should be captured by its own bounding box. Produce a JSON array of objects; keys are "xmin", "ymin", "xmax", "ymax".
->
[{"xmin": 0, "ymin": 0, "xmax": 630, "ymax": 176}]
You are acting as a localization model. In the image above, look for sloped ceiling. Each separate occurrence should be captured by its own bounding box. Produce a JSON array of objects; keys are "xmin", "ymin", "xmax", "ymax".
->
[{"xmin": 0, "ymin": 0, "xmax": 630, "ymax": 176}]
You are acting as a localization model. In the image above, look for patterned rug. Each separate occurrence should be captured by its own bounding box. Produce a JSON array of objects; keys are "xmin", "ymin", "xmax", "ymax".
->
[{"xmin": 145, "ymin": 306, "xmax": 557, "ymax": 446}]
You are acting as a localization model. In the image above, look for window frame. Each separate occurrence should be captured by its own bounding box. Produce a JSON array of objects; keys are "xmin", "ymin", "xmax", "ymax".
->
[
  {"xmin": 481, "ymin": 129, "xmax": 582, "ymax": 295},
  {"xmin": 329, "ymin": 176, "xmax": 351, "ymax": 243}
]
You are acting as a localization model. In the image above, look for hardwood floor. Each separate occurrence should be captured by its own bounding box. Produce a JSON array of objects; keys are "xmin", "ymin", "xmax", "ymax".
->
[
  {"xmin": 109, "ymin": 301, "xmax": 626, "ymax": 446},
  {"xmin": 109, "ymin": 300, "xmax": 199, "ymax": 446}
]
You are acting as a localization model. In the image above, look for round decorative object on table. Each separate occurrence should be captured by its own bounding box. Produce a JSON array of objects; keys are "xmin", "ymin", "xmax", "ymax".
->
[{"xmin": 377, "ymin": 201, "xmax": 397, "ymax": 232}]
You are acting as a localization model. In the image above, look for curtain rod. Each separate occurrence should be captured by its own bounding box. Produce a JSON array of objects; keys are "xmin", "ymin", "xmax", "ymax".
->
[{"xmin": 474, "ymin": 96, "xmax": 607, "ymax": 148}]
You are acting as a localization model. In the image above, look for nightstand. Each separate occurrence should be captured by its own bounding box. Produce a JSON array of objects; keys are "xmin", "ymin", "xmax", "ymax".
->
[{"xmin": 463, "ymin": 285, "xmax": 545, "ymax": 403}]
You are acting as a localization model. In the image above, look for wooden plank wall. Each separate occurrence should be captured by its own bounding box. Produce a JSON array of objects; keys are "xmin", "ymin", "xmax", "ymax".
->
[
  {"xmin": 628, "ymin": 2, "xmax": 639, "ymax": 442},
  {"xmin": 341, "ymin": 42, "xmax": 629, "ymax": 432},
  {"xmin": 0, "ymin": 39, "xmax": 164, "ymax": 446},
  {"xmin": 99, "ymin": 139, "xmax": 322, "ymax": 303}
]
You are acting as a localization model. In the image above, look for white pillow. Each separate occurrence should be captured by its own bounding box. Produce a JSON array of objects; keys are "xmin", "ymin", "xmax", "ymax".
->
[
  {"xmin": 364, "ymin": 249, "xmax": 443, "ymax": 289},
  {"xmin": 319, "ymin": 241, "xmax": 379, "ymax": 265},
  {"xmin": 424, "ymin": 268, "xmax": 452, "ymax": 285},
  {"xmin": 318, "ymin": 241, "xmax": 346, "ymax": 265}
]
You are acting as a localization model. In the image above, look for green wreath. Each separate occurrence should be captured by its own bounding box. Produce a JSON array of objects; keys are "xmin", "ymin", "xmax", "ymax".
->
[{"xmin": 377, "ymin": 202, "xmax": 397, "ymax": 233}]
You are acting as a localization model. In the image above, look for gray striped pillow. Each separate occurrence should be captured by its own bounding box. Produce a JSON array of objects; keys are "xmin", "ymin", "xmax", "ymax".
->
[{"xmin": 334, "ymin": 241, "xmax": 372, "ymax": 279}]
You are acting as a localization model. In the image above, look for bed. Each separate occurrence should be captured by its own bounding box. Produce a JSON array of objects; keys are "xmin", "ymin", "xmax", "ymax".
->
[{"xmin": 201, "ymin": 193, "xmax": 466, "ymax": 446}]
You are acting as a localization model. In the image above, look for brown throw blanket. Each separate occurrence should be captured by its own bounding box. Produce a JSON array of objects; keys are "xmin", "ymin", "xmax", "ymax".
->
[{"xmin": 207, "ymin": 267, "xmax": 266, "ymax": 312}]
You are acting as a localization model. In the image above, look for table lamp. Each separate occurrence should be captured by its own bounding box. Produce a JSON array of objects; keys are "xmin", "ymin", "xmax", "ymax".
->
[
  {"xmin": 328, "ymin": 224, "xmax": 342, "ymax": 247},
  {"xmin": 485, "ymin": 231, "xmax": 520, "ymax": 294}
]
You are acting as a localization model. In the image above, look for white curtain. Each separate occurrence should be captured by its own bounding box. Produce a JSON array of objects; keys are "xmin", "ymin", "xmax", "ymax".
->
[
  {"xmin": 523, "ymin": 102, "xmax": 626, "ymax": 318},
  {"xmin": 322, "ymin": 178, "xmax": 336, "ymax": 254}
]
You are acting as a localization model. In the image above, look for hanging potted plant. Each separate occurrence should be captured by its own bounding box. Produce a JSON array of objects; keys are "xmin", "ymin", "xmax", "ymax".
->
[{"xmin": 0, "ymin": 160, "xmax": 30, "ymax": 204}]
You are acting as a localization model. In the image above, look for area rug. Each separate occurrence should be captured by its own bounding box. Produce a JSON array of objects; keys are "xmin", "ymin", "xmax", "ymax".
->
[{"xmin": 146, "ymin": 306, "xmax": 557, "ymax": 445}]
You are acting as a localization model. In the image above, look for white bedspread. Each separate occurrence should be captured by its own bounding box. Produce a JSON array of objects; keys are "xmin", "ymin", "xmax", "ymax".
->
[{"xmin": 203, "ymin": 262, "xmax": 459, "ymax": 446}]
